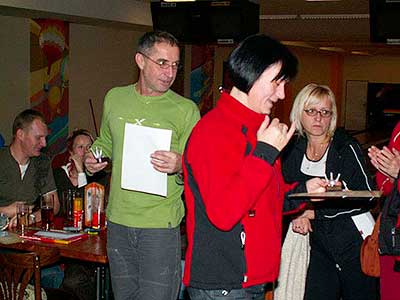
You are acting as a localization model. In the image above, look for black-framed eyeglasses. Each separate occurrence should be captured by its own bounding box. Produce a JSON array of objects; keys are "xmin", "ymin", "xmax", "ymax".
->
[
  {"xmin": 138, "ymin": 52, "xmax": 180, "ymax": 70},
  {"xmin": 304, "ymin": 108, "xmax": 333, "ymax": 118}
]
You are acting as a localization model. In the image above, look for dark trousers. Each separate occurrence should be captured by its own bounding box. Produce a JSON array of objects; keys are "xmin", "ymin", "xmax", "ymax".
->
[
  {"xmin": 107, "ymin": 221, "xmax": 181, "ymax": 300},
  {"xmin": 304, "ymin": 217, "xmax": 378, "ymax": 300},
  {"xmin": 188, "ymin": 284, "xmax": 266, "ymax": 300}
]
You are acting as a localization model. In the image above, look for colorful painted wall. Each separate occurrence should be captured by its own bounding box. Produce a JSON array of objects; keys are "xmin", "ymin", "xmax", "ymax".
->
[{"xmin": 30, "ymin": 19, "xmax": 69, "ymax": 157}]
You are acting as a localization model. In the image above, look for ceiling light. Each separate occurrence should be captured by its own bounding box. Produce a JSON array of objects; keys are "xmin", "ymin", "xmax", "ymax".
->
[
  {"xmin": 351, "ymin": 51, "xmax": 371, "ymax": 56},
  {"xmin": 282, "ymin": 41, "xmax": 314, "ymax": 48},
  {"xmin": 319, "ymin": 47, "xmax": 345, "ymax": 53},
  {"xmin": 306, "ymin": 0, "xmax": 341, "ymax": 2}
]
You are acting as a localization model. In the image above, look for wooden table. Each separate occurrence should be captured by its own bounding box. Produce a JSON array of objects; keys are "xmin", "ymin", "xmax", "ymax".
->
[
  {"xmin": 0, "ymin": 230, "xmax": 108, "ymax": 263},
  {"xmin": 0, "ymin": 227, "xmax": 110, "ymax": 300}
]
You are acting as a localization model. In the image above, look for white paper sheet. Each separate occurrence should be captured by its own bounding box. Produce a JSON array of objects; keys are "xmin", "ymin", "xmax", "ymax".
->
[
  {"xmin": 351, "ymin": 211, "xmax": 375, "ymax": 240},
  {"xmin": 121, "ymin": 123, "xmax": 172, "ymax": 197}
]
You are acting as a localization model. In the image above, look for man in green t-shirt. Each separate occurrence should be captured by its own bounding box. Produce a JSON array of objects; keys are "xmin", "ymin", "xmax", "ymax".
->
[{"xmin": 84, "ymin": 31, "xmax": 200, "ymax": 300}]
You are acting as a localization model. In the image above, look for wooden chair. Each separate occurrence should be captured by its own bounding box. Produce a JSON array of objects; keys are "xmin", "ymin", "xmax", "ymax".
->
[{"xmin": 0, "ymin": 248, "xmax": 60, "ymax": 300}]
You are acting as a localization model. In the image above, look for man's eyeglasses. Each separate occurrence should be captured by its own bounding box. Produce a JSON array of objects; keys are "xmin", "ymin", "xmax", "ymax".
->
[
  {"xmin": 138, "ymin": 52, "xmax": 180, "ymax": 70},
  {"xmin": 304, "ymin": 108, "xmax": 333, "ymax": 118}
]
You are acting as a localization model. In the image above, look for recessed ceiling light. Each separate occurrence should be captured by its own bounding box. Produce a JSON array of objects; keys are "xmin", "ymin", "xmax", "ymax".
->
[
  {"xmin": 319, "ymin": 47, "xmax": 345, "ymax": 52},
  {"xmin": 282, "ymin": 41, "xmax": 314, "ymax": 48},
  {"xmin": 351, "ymin": 51, "xmax": 371, "ymax": 56}
]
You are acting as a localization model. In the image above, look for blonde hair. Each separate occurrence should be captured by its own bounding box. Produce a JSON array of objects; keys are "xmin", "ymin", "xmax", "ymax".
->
[{"xmin": 290, "ymin": 83, "xmax": 337, "ymax": 137}]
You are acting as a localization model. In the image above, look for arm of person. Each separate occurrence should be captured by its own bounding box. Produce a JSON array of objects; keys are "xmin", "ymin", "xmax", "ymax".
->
[
  {"xmin": 151, "ymin": 150, "xmax": 182, "ymax": 174},
  {"xmin": 68, "ymin": 153, "xmax": 88, "ymax": 187},
  {"xmin": 376, "ymin": 147, "xmax": 400, "ymax": 178},
  {"xmin": 84, "ymin": 152, "xmax": 108, "ymax": 175},
  {"xmin": 87, "ymin": 93, "xmax": 114, "ymax": 172},
  {"xmin": 185, "ymin": 116, "xmax": 295, "ymax": 231},
  {"xmin": 344, "ymin": 139, "xmax": 375, "ymax": 191},
  {"xmin": 369, "ymin": 122, "xmax": 400, "ymax": 195},
  {"xmin": 292, "ymin": 209, "xmax": 315, "ymax": 235},
  {"xmin": 0, "ymin": 202, "xmax": 22, "ymax": 218},
  {"xmin": 1, "ymin": 201, "xmax": 35, "ymax": 227},
  {"xmin": 370, "ymin": 146, "xmax": 400, "ymax": 194},
  {"xmin": 282, "ymin": 177, "xmax": 327, "ymax": 214}
]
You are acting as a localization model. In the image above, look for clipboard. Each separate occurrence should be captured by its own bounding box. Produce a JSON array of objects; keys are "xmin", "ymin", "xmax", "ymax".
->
[{"xmin": 289, "ymin": 190, "xmax": 383, "ymax": 199}]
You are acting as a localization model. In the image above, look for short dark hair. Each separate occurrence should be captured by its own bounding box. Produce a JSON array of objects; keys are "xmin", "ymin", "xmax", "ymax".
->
[
  {"xmin": 66, "ymin": 129, "xmax": 94, "ymax": 152},
  {"xmin": 137, "ymin": 31, "xmax": 179, "ymax": 54},
  {"xmin": 227, "ymin": 34, "xmax": 298, "ymax": 93},
  {"xmin": 12, "ymin": 109, "xmax": 45, "ymax": 136}
]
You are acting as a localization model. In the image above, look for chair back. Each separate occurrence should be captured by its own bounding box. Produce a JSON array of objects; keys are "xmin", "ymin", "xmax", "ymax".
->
[{"xmin": 0, "ymin": 248, "xmax": 59, "ymax": 300}]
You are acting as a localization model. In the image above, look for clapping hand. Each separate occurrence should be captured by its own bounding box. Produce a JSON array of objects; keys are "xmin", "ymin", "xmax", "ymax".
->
[{"xmin": 368, "ymin": 146, "xmax": 400, "ymax": 179}]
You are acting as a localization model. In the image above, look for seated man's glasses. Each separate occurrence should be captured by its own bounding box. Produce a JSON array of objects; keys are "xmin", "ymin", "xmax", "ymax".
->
[
  {"xmin": 138, "ymin": 52, "xmax": 180, "ymax": 70},
  {"xmin": 304, "ymin": 108, "xmax": 333, "ymax": 118}
]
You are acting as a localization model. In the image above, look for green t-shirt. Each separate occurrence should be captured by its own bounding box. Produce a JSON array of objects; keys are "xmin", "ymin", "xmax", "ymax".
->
[{"xmin": 92, "ymin": 84, "xmax": 200, "ymax": 228}]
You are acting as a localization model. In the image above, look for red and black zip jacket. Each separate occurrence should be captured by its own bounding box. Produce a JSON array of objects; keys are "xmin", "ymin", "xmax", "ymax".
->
[{"xmin": 182, "ymin": 92, "xmax": 306, "ymax": 290}]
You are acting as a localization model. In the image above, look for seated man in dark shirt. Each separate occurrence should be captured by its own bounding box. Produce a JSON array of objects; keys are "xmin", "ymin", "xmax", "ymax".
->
[
  {"xmin": 0, "ymin": 109, "xmax": 63, "ymax": 288},
  {"xmin": 0, "ymin": 109, "xmax": 60, "ymax": 221}
]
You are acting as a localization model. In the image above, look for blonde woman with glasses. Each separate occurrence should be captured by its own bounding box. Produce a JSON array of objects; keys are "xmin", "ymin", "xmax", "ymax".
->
[{"xmin": 280, "ymin": 83, "xmax": 378, "ymax": 300}]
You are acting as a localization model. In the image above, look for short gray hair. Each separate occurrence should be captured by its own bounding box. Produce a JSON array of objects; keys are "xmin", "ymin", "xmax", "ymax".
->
[{"xmin": 137, "ymin": 31, "xmax": 179, "ymax": 55}]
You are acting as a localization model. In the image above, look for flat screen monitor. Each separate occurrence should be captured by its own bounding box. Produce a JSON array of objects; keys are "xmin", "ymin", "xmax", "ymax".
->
[
  {"xmin": 151, "ymin": 0, "xmax": 259, "ymax": 44},
  {"xmin": 370, "ymin": 0, "xmax": 400, "ymax": 43}
]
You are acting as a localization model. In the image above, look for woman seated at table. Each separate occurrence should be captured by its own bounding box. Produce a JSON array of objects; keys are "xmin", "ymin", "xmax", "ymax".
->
[
  {"xmin": 53, "ymin": 129, "xmax": 108, "ymax": 300},
  {"xmin": 281, "ymin": 83, "xmax": 378, "ymax": 300},
  {"xmin": 53, "ymin": 129, "xmax": 108, "ymax": 198}
]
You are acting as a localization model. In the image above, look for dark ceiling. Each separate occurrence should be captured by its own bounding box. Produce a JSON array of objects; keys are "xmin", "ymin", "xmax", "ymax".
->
[{"xmin": 260, "ymin": 0, "xmax": 400, "ymax": 56}]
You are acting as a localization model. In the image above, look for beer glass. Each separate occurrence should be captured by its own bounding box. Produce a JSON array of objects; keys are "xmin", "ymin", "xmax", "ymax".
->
[
  {"xmin": 16, "ymin": 203, "xmax": 30, "ymax": 236},
  {"xmin": 41, "ymin": 193, "xmax": 54, "ymax": 231}
]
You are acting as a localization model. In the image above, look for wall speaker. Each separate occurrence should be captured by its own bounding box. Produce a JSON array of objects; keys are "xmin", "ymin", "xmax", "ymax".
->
[{"xmin": 151, "ymin": 0, "xmax": 260, "ymax": 44}]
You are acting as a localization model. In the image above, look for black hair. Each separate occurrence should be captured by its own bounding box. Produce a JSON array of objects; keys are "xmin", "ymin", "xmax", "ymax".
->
[
  {"xmin": 137, "ymin": 31, "xmax": 179, "ymax": 54},
  {"xmin": 228, "ymin": 34, "xmax": 298, "ymax": 93},
  {"xmin": 12, "ymin": 109, "xmax": 45, "ymax": 136}
]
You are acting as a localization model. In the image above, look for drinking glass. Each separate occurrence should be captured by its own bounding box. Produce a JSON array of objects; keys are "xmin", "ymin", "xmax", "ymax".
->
[
  {"xmin": 62, "ymin": 189, "xmax": 74, "ymax": 226},
  {"xmin": 41, "ymin": 193, "xmax": 54, "ymax": 231},
  {"xmin": 16, "ymin": 203, "xmax": 30, "ymax": 236},
  {"xmin": 91, "ymin": 194, "xmax": 103, "ymax": 229}
]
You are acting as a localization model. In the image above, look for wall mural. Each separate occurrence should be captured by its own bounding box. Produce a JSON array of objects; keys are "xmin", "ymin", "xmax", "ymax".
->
[
  {"xmin": 190, "ymin": 45, "xmax": 214, "ymax": 116},
  {"xmin": 30, "ymin": 19, "xmax": 69, "ymax": 157}
]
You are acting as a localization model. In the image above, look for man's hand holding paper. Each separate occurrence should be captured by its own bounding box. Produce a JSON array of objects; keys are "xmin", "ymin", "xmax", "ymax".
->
[{"xmin": 151, "ymin": 150, "xmax": 182, "ymax": 174}]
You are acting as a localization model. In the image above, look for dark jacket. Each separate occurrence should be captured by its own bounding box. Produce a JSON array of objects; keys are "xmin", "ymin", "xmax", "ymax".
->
[{"xmin": 281, "ymin": 128, "xmax": 375, "ymax": 219}]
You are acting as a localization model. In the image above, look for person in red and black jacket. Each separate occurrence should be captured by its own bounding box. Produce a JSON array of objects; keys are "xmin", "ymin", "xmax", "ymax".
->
[
  {"xmin": 369, "ymin": 121, "xmax": 400, "ymax": 300},
  {"xmin": 182, "ymin": 34, "xmax": 327, "ymax": 300}
]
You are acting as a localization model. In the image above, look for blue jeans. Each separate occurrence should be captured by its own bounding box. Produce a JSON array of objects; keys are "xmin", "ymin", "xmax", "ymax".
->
[
  {"xmin": 107, "ymin": 221, "xmax": 181, "ymax": 300},
  {"xmin": 41, "ymin": 265, "xmax": 64, "ymax": 288},
  {"xmin": 188, "ymin": 284, "xmax": 266, "ymax": 300}
]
